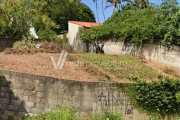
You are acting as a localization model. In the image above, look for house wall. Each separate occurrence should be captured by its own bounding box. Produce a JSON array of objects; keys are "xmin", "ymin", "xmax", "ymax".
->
[
  {"xmin": 68, "ymin": 22, "xmax": 87, "ymax": 51},
  {"xmin": 0, "ymin": 69, "xmax": 149, "ymax": 120},
  {"xmin": 104, "ymin": 41, "xmax": 180, "ymax": 72},
  {"xmin": 68, "ymin": 22, "xmax": 94, "ymax": 52}
]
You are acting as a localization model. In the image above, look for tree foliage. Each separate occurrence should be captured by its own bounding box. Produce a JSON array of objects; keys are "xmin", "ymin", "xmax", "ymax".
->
[
  {"xmin": 0, "ymin": 0, "xmax": 95, "ymax": 40},
  {"xmin": 0, "ymin": 0, "xmax": 32, "ymax": 38},
  {"xmin": 80, "ymin": 0, "xmax": 180, "ymax": 51},
  {"xmin": 79, "ymin": 25, "xmax": 109, "ymax": 53},
  {"xmin": 50, "ymin": 1, "xmax": 96, "ymax": 34}
]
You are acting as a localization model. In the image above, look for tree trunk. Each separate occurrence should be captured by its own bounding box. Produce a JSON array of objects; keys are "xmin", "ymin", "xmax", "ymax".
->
[
  {"xmin": 102, "ymin": 0, "xmax": 106, "ymax": 21},
  {"xmin": 95, "ymin": 44, "xmax": 104, "ymax": 54},
  {"xmin": 95, "ymin": 0, "xmax": 100, "ymax": 23}
]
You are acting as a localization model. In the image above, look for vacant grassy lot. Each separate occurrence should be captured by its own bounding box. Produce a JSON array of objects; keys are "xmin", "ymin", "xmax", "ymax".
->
[
  {"xmin": 0, "ymin": 52, "xmax": 175, "ymax": 82},
  {"xmin": 78, "ymin": 53, "xmax": 160, "ymax": 82}
]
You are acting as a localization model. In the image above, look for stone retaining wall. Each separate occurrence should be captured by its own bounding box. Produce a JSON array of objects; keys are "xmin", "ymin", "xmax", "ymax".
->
[
  {"xmin": 0, "ymin": 38, "xmax": 18, "ymax": 52},
  {"xmin": 0, "ymin": 69, "xmax": 148, "ymax": 120},
  {"xmin": 104, "ymin": 41, "xmax": 180, "ymax": 72}
]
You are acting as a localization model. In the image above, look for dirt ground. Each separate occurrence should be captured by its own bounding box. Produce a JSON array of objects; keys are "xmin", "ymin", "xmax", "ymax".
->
[
  {"xmin": 145, "ymin": 60, "xmax": 180, "ymax": 79},
  {"xmin": 0, "ymin": 53, "xmax": 179, "ymax": 82},
  {"xmin": 0, "ymin": 53, "xmax": 99, "ymax": 82}
]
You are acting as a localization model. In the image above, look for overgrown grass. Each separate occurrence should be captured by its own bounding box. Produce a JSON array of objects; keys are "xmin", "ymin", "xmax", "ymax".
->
[
  {"xmin": 78, "ymin": 53, "xmax": 159, "ymax": 81},
  {"xmin": 88, "ymin": 109, "xmax": 122, "ymax": 120},
  {"xmin": 22, "ymin": 107, "xmax": 122, "ymax": 120},
  {"xmin": 22, "ymin": 107, "xmax": 77, "ymax": 120}
]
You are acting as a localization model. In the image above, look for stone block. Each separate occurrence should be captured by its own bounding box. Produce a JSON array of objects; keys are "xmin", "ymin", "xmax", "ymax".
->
[
  {"xmin": 31, "ymin": 108, "xmax": 43, "ymax": 114},
  {"xmin": 36, "ymin": 92, "xmax": 44, "ymax": 98},
  {"xmin": 0, "ymin": 92, "xmax": 5, "ymax": 97},
  {"xmin": 15, "ymin": 77, "xmax": 25, "ymax": 84},
  {"xmin": 13, "ymin": 89, "xmax": 24, "ymax": 95},
  {"xmin": 19, "ymin": 107, "xmax": 31, "ymax": 112},
  {"xmin": 35, "ymin": 103, "xmax": 44, "ymax": 109},
  {"xmin": 0, "ymin": 103, "xmax": 6, "ymax": 109},
  {"xmin": 1, "ymin": 81, "xmax": 10, "ymax": 87},
  {"xmin": 24, "ymin": 90, "xmax": 36, "ymax": 96},
  {"xmin": 83, "ymin": 92, "xmax": 92, "ymax": 97},
  {"xmin": 74, "ymin": 91, "xmax": 81, "ymax": 96},
  {"xmin": 40, "ymin": 99, "xmax": 46, "ymax": 104},
  {"xmin": 23, "ymin": 85, "xmax": 34, "ymax": 91},
  {"xmin": 48, "ymin": 104, "xmax": 57, "ymax": 109},
  {"xmin": 39, "ymin": 83, "xmax": 45, "ymax": 87},
  {"xmin": 0, "ymin": 109, "xmax": 5, "ymax": 115},
  {"xmin": 73, "ymin": 101, "xmax": 81, "ymax": 108},
  {"xmin": 10, "ymin": 100, "xmax": 22, "ymax": 106},
  {"xmin": 3, "ymin": 75, "xmax": 10, "ymax": 82},
  {"xmin": 0, "ymin": 98, "xmax": 10, "ymax": 104},
  {"xmin": 34, "ymin": 80, "xmax": 40, "ymax": 84},
  {"xmin": 29, "ymin": 96, "xmax": 40, "ymax": 103},
  {"xmin": 5, "ymin": 93, "xmax": 17, "ymax": 99},
  {"xmin": 35, "ymin": 86, "xmax": 44, "ymax": 92},
  {"xmin": 1, "ymin": 87, "xmax": 12, "ymax": 93},
  {"xmin": 7, "ymin": 105, "xmax": 19, "ymax": 111},
  {"xmin": 48, "ymin": 93, "xmax": 58, "ymax": 100},
  {"xmin": 17, "ymin": 95, "xmax": 29, "ymax": 101},
  {"xmin": 11, "ymin": 83, "xmax": 23, "ymax": 89},
  {"xmin": 81, "ymin": 101, "xmax": 91, "ymax": 110},
  {"xmin": 4, "ymin": 110, "xmax": 15, "ymax": 116},
  {"xmin": 24, "ymin": 102, "xmax": 34, "ymax": 108}
]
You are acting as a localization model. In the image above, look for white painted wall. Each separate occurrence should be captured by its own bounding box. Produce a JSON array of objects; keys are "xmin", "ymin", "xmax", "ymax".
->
[
  {"xmin": 68, "ymin": 22, "xmax": 94, "ymax": 52},
  {"xmin": 68, "ymin": 22, "xmax": 87, "ymax": 51}
]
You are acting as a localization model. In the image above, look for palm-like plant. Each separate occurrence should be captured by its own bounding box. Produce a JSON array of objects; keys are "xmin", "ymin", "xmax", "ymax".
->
[
  {"xmin": 92, "ymin": 0, "xmax": 100, "ymax": 23},
  {"xmin": 133, "ymin": 0, "xmax": 150, "ymax": 10},
  {"xmin": 106, "ymin": 0, "xmax": 132, "ymax": 12}
]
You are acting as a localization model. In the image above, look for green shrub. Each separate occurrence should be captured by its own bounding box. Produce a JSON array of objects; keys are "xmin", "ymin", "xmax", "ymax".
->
[
  {"xmin": 127, "ymin": 77, "xmax": 180, "ymax": 119},
  {"xmin": 13, "ymin": 37, "xmax": 36, "ymax": 50},
  {"xmin": 103, "ymin": 108, "xmax": 122, "ymax": 120}
]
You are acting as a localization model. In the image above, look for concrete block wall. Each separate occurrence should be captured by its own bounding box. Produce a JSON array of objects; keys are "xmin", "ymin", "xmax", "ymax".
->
[
  {"xmin": 0, "ymin": 69, "xmax": 148, "ymax": 120},
  {"xmin": 104, "ymin": 41, "xmax": 180, "ymax": 72}
]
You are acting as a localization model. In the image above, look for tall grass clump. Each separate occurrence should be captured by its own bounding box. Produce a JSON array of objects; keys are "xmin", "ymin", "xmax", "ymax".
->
[
  {"xmin": 22, "ymin": 107, "xmax": 77, "ymax": 120},
  {"xmin": 87, "ymin": 108, "xmax": 122, "ymax": 120}
]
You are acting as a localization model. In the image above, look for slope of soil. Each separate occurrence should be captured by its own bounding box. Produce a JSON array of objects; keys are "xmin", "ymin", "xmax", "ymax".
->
[
  {"xmin": 0, "ymin": 53, "xmax": 98, "ymax": 81},
  {"xmin": 0, "ymin": 52, "xmax": 179, "ymax": 83}
]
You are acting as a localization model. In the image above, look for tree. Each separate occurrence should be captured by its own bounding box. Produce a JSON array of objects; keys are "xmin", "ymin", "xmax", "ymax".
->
[
  {"xmin": 105, "ymin": 0, "xmax": 132, "ymax": 12},
  {"xmin": 160, "ymin": 0, "xmax": 180, "ymax": 46},
  {"xmin": 51, "ymin": 1, "xmax": 96, "ymax": 34},
  {"xmin": 79, "ymin": 25, "xmax": 111, "ymax": 53},
  {"xmin": 0, "ymin": 0, "xmax": 58, "ymax": 39},
  {"xmin": 0, "ymin": 0, "xmax": 96, "ymax": 40},
  {"xmin": 132, "ymin": 0, "xmax": 150, "ymax": 10},
  {"xmin": 0, "ymin": 0, "xmax": 32, "ymax": 38}
]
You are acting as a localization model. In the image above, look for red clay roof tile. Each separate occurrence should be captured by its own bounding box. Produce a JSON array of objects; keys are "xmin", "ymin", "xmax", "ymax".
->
[{"xmin": 69, "ymin": 21, "xmax": 101, "ymax": 28}]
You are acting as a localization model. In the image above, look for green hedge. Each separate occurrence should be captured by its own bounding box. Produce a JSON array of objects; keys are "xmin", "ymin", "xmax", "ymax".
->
[{"xmin": 126, "ymin": 77, "xmax": 180, "ymax": 118}]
